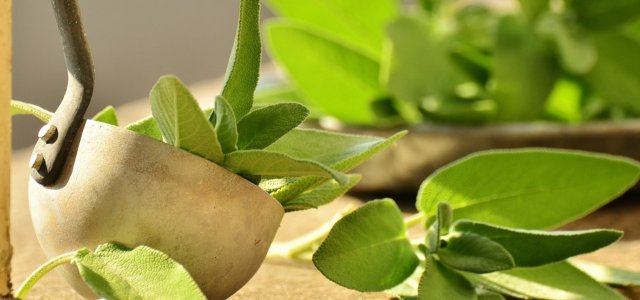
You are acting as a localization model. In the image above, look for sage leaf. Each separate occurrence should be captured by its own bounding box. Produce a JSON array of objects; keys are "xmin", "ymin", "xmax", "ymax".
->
[
  {"xmin": 384, "ymin": 17, "xmax": 467, "ymax": 106},
  {"xmin": 221, "ymin": 0, "xmax": 261, "ymax": 119},
  {"xmin": 92, "ymin": 106, "xmax": 119, "ymax": 126},
  {"xmin": 454, "ymin": 221, "xmax": 622, "ymax": 267},
  {"xmin": 237, "ymin": 102, "xmax": 309, "ymax": 150},
  {"xmin": 571, "ymin": 259, "xmax": 640, "ymax": 287},
  {"xmin": 10, "ymin": 100, "xmax": 52, "ymax": 123},
  {"xmin": 282, "ymin": 174, "xmax": 361, "ymax": 212},
  {"xmin": 492, "ymin": 16, "xmax": 557, "ymax": 121},
  {"xmin": 213, "ymin": 96, "xmax": 238, "ymax": 153},
  {"xmin": 416, "ymin": 149, "xmax": 640, "ymax": 229},
  {"xmin": 418, "ymin": 256, "xmax": 477, "ymax": 300},
  {"xmin": 74, "ymin": 243, "xmax": 206, "ymax": 300},
  {"xmin": 265, "ymin": 0, "xmax": 397, "ymax": 58},
  {"xmin": 224, "ymin": 150, "xmax": 347, "ymax": 184},
  {"xmin": 568, "ymin": 0, "xmax": 640, "ymax": 30},
  {"xmin": 438, "ymin": 232, "xmax": 515, "ymax": 274},
  {"xmin": 587, "ymin": 33, "xmax": 640, "ymax": 115},
  {"xmin": 266, "ymin": 129, "xmax": 405, "ymax": 203},
  {"xmin": 267, "ymin": 22, "xmax": 382, "ymax": 124},
  {"xmin": 150, "ymin": 75, "xmax": 224, "ymax": 164},
  {"xmin": 313, "ymin": 199, "xmax": 419, "ymax": 292},
  {"xmin": 126, "ymin": 116, "xmax": 163, "ymax": 141},
  {"xmin": 476, "ymin": 261, "xmax": 625, "ymax": 300},
  {"xmin": 426, "ymin": 202, "xmax": 453, "ymax": 253}
]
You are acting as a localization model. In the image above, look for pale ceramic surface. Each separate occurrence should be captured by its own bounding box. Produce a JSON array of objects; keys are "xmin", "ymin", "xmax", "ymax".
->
[{"xmin": 28, "ymin": 120, "xmax": 284, "ymax": 299}]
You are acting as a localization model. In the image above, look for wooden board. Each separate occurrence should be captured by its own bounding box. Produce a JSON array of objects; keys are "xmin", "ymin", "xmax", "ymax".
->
[{"xmin": 0, "ymin": 0, "xmax": 12, "ymax": 296}]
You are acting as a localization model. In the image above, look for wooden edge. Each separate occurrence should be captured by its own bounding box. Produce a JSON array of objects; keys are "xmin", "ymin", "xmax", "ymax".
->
[{"xmin": 0, "ymin": 0, "xmax": 12, "ymax": 297}]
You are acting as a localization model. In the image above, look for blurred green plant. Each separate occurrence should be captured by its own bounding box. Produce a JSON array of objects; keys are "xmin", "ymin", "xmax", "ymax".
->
[{"xmin": 263, "ymin": 0, "xmax": 640, "ymax": 127}]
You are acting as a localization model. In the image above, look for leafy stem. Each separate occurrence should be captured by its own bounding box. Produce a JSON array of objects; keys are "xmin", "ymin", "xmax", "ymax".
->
[{"xmin": 15, "ymin": 251, "xmax": 76, "ymax": 299}]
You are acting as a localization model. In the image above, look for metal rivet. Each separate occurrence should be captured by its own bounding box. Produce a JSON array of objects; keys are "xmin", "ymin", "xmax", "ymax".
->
[
  {"xmin": 30, "ymin": 153, "xmax": 45, "ymax": 170},
  {"xmin": 38, "ymin": 124, "xmax": 58, "ymax": 143}
]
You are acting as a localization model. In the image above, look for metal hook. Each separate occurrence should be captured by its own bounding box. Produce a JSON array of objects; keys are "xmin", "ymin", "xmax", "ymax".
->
[{"xmin": 30, "ymin": 0, "xmax": 94, "ymax": 185}]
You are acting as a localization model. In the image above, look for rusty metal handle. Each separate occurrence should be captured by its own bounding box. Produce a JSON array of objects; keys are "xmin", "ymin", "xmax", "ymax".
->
[{"xmin": 30, "ymin": 0, "xmax": 94, "ymax": 185}]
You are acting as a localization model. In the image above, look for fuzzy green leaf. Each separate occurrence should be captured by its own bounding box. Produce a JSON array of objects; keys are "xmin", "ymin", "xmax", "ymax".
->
[
  {"xmin": 267, "ymin": 22, "xmax": 382, "ymax": 124},
  {"xmin": 92, "ymin": 106, "xmax": 119, "ymax": 126},
  {"xmin": 417, "ymin": 149, "xmax": 640, "ymax": 229},
  {"xmin": 571, "ymin": 260, "xmax": 640, "ymax": 287},
  {"xmin": 426, "ymin": 202, "xmax": 453, "ymax": 253},
  {"xmin": 213, "ymin": 96, "xmax": 238, "ymax": 153},
  {"xmin": 10, "ymin": 100, "xmax": 52, "ymax": 123},
  {"xmin": 126, "ymin": 116, "xmax": 163, "ymax": 141},
  {"xmin": 265, "ymin": 0, "xmax": 397, "ymax": 58},
  {"xmin": 476, "ymin": 261, "xmax": 625, "ymax": 299},
  {"xmin": 224, "ymin": 150, "xmax": 346, "ymax": 184},
  {"xmin": 282, "ymin": 174, "xmax": 361, "ymax": 212},
  {"xmin": 454, "ymin": 221, "xmax": 622, "ymax": 267},
  {"xmin": 266, "ymin": 130, "xmax": 406, "ymax": 203},
  {"xmin": 74, "ymin": 243, "xmax": 206, "ymax": 300},
  {"xmin": 418, "ymin": 256, "xmax": 477, "ymax": 300},
  {"xmin": 236, "ymin": 102, "xmax": 308, "ymax": 150},
  {"xmin": 438, "ymin": 232, "xmax": 515, "ymax": 274},
  {"xmin": 221, "ymin": 0, "xmax": 261, "ymax": 119},
  {"xmin": 313, "ymin": 199, "xmax": 419, "ymax": 292},
  {"xmin": 150, "ymin": 75, "xmax": 224, "ymax": 164}
]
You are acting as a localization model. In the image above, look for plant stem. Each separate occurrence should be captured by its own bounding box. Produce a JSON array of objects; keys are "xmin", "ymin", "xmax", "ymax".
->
[
  {"xmin": 267, "ymin": 205, "xmax": 354, "ymax": 260},
  {"xmin": 15, "ymin": 252, "xmax": 76, "ymax": 299}
]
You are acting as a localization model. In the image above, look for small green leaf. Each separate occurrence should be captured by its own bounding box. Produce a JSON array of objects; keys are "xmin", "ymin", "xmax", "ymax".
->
[
  {"xmin": 282, "ymin": 174, "xmax": 361, "ymax": 212},
  {"xmin": 74, "ymin": 243, "xmax": 206, "ymax": 300},
  {"xmin": 266, "ymin": 22, "xmax": 382, "ymax": 124},
  {"xmin": 224, "ymin": 150, "xmax": 347, "ymax": 184},
  {"xmin": 313, "ymin": 199, "xmax": 419, "ymax": 292},
  {"xmin": 418, "ymin": 256, "xmax": 477, "ymax": 300},
  {"xmin": 92, "ymin": 106, "xmax": 119, "ymax": 126},
  {"xmin": 266, "ymin": 129, "xmax": 405, "ymax": 202},
  {"xmin": 212, "ymin": 95, "xmax": 238, "ymax": 153},
  {"xmin": 427, "ymin": 202, "xmax": 453, "ymax": 253},
  {"xmin": 571, "ymin": 259, "xmax": 640, "ymax": 287},
  {"xmin": 125, "ymin": 116, "xmax": 163, "ymax": 141},
  {"xmin": 492, "ymin": 16, "xmax": 558, "ymax": 121},
  {"xmin": 438, "ymin": 232, "xmax": 515, "ymax": 274},
  {"xmin": 221, "ymin": 0, "xmax": 261, "ymax": 119},
  {"xmin": 568, "ymin": 0, "xmax": 640, "ymax": 30},
  {"xmin": 265, "ymin": 0, "xmax": 397, "ymax": 58},
  {"xmin": 453, "ymin": 221, "xmax": 622, "ymax": 267},
  {"xmin": 150, "ymin": 75, "xmax": 224, "ymax": 164},
  {"xmin": 417, "ymin": 149, "xmax": 640, "ymax": 229},
  {"xmin": 10, "ymin": 100, "xmax": 52, "ymax": 123},
  {"xmin": 236, "ymin": 102, "xmax": 309, "ymax": 150},
  {"xmin": 477, "ymin": 261, "xmax": 625, "ymax": 299}
]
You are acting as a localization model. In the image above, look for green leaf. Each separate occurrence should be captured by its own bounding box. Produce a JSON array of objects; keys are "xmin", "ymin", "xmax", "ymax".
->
[
  {"xmin": 492, "ymin": 16, "xmax": 558, "ymax": 121},
  {"xmin": 476, "ymin": 261, "xmax": 625, "ymax": 299},
  {"xmin": 568, "ymin": 0, "xmax": 640, "ymax": 30},
  {"xmin": 125, "ymin": 116, "xmax": 163, "ymax": 141},
  {"xmin": 384, "ymin": 17, "xmax": 467, "ymax": 106},
  {"xmin": 426, "ymin": 202, "xmax": 453, "ymax": 253},
  {"xmin": 266, "ymin": 22, "xmax": 382, "ymax": 124},
  {"xmin": 313, "ymin": 199, "xmax": 419, "ymax": 292},
  {"xmin": 150, "ymin": 75, "xmax": 224, "ymax": 164},
  {"xmin": 10, "ymin": 100, "xmax": 52, "ymax": 123},
  {"xmin": 571, "ymin": 259, "xmax": 640, "ymax": 287},
  {"xmin": 212, "ymin": 96, "xmax": 238, "ymax": 153},
  {"xmin": 541, "ymin": 16, "xmax": 597, "ymax": 75},
  {"xmin": 453, "ymin": 221, "xmax": 622, "ymax": 267},
  {"xmin": 544, "ymin": 78, "xmax": 583, "ymax": 123},
  {"xmin": 224, "ymin": 150, "xmax": 347, "ymax": 184},
  {"xmin": 416, "ymin": 149, "xmax": 640, "ymax": 229},
  {"xmin": 221, "ymin": 0, "xmax": 261, "ymax": 120},
  {"xmin": 74, "ymin": 243, "xmax": 206, "ymax": 300},
  {"xmin": 265, "ymin": 0, "xmax": 397, "ymax": 58},
  {"xmin": 477, "ymin": 291, "xmax": 505, "ymax": 300},
  {"xmin": 418, "ymin": 256, "xmax": 477, "ymax": 300},
  {"xmin": 266, "ymin": 129, "xmax": 406, "ymax": 202},
  {"xmin": 92, "ymin": 106, "xmax": 119, "ymax": 126},
  {"xmin": 587, "ymin": 33, "xmax": 640, "ymax": 115},
  {"xmin": 438, "ymin": 232, "xmax": 515, "ymax": 274},
  {"xmin": 282, "ymin": 174, "xmax": 361, "ymax": 212},
  {"xmin": 236, "ymin": 102, "xmax": 309, "ymax": 150}
]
